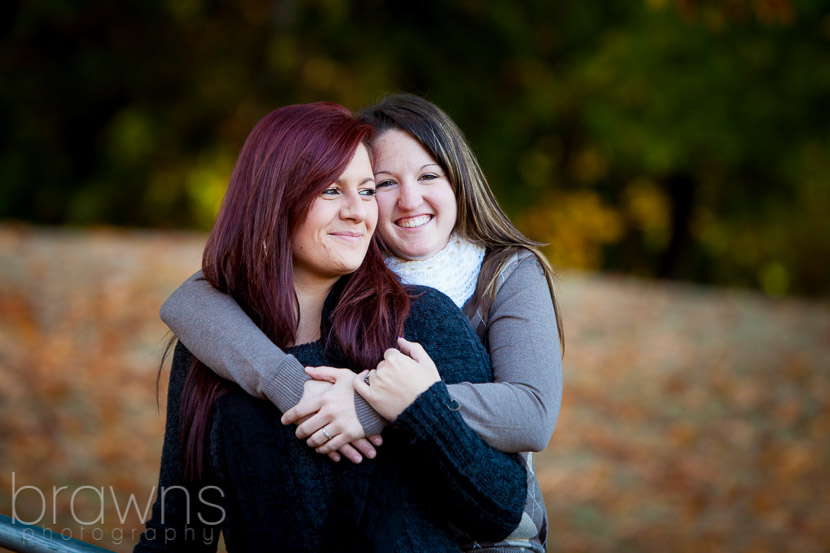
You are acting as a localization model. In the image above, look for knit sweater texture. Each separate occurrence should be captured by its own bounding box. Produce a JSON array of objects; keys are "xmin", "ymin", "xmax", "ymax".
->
[
  {"xmin": 160, "ymin": 251, "xmax": 561, "ymax": 552},
  {"xmin": 136, "ymin": 286, "xmax": 526, "ymax": 552}
]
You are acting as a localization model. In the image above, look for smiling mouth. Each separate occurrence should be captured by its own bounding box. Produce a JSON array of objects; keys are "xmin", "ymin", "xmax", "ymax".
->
[
  {"xmin": 330, "ymin": 232, "xmax": 364, "ymax": 241},
  {"xmin": 396, "ymin": 215, "xmax": 432, "ymax": 229}
]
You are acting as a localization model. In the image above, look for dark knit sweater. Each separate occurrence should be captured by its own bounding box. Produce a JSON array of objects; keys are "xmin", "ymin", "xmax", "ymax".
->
[{"xmin": 135, "ymin": 286, "xmax": 526, "ymax": 552}]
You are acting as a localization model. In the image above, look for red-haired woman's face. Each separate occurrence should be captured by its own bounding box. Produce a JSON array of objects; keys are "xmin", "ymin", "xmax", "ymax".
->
[{"xmin": 292, "ymin": 144, "xmax": 378, "ymax": 285}]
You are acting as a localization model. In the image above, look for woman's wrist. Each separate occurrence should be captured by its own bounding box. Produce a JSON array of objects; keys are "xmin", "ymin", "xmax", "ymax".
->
[
  {"xmin": 354, "ymin": 394, "xmax": 389, "ymax": 436},
  {"xmin": 264, "ymin": 355, "xmax": 311, "ymax": 412}
]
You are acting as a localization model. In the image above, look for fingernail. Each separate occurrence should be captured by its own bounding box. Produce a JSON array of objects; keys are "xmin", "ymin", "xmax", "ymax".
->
[{"xmin": 367, "ymin": 451, "xmax": 375, "ymax": 459}]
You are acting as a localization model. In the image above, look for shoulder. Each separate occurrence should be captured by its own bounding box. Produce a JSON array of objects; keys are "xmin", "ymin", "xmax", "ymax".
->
[
  {"xmin": 169, "ymin": 340, "xmax": 195, "ymax": 388},
  {"xmin": 495, "ymin": 249, "xmax": 544, "ymax": 289},
  {"xmin": 487, "ymin": 250, "xmax": 555, "ymax": 329},
  {"xmin": 403, "ymin": 286, "xmax": 491, "ymax": 381},
  {"xmin": 405, "ymin": 285, "xmax": 478, "ymax": 338},
  {"xmin": 172, "ymin": 339, "xmax": 194, "ymax": 366},
  {"xmin": 489, "ymin": 250, "xmax": 551, "ymax": 308},
  {"xmin": 406, "ymin": 285, "xmax": 463, "ymax": 318}
]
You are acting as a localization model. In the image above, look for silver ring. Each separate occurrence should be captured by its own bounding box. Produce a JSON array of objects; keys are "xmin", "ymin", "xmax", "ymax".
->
[
  {"xmin": 322, "ymin": 428, "xmax": 333, "ymax": 440},
  {"xmin": 364, "ymin": 374, "xmax": 371, "ymax": 386}
]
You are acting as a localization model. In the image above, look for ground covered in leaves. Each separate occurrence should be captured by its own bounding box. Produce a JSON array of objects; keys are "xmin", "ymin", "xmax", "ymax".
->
[{"xmin": 1, "ymin": 225, "xmax": 828, "ymax": 552}]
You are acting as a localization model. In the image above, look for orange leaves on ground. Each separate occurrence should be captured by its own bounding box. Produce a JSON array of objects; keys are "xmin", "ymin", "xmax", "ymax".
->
[
  {"xmin": 548, "ymin": 273, "xmax": 830, "ymax": 552},
  {"xmin": 0, "ymin": 225, "xmax": 201, "ymax": 552},
  {"xmin": 1, "ymin": 225, "xmax": 828, "ymax": 552}
]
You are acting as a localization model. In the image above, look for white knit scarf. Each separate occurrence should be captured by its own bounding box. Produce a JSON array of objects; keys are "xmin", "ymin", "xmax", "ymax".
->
[{"xmin": 385, "ymin": 234, "xmax": 486, "ymax": 308}]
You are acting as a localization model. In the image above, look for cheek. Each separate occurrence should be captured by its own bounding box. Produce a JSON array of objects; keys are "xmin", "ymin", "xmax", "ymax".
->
[
  {"xmin": 366, "ymin": 201, "xmax": 379, "ymax": 232},
  {"xmin": 432, "ymin": 187, "xmax": 458, "ymax": 223},
  {"xmin": 375, "ymin": 194, "xmax": 396, "ymax": 226},
  {"xmin": 446, "ymin": 196, "xmax": 459, "ymax": 227}
]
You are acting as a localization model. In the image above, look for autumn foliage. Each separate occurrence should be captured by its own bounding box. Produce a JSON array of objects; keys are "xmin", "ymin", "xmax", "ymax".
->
[
  {"xmin": 1, "ymin": 225, "xmax": 828, "ymax": 552},
  {"xmin": 4, "ymin": 0, "xmax": 830, "ymax": 297}
]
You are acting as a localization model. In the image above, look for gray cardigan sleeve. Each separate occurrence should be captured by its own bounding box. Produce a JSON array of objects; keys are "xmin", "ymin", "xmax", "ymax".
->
[
  {"xmin": 160, "ymin": 260, "xmax": 563, "ymax": 452},
  {"xmin": 160, "ymin": 272, "xmax": 381, "ymax": 425},
  {"xmin": 160, "ymin": 272, "xmax": 382, "ymax": 426},
  {"xmin": 158, "ymin": 272, "xmax": 310, "ymax": 413},
  {"xmin": 448, "ymin": 255, "xmax": 562, "ymax": 452}
]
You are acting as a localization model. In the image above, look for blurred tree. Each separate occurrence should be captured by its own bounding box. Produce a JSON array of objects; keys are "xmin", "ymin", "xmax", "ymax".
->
[
  {"xmin": 1, "ymin": 0, "xmax": 827, "ymax": 295},
  {"xmin": 500, "ymin": 0, "xmax": 830, "ymax": 295}
]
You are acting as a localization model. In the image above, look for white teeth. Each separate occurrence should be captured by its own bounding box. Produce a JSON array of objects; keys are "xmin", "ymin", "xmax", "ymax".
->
[{"xmin": 398, "ymin": 215, "xmax": 431, "ymax": 228}]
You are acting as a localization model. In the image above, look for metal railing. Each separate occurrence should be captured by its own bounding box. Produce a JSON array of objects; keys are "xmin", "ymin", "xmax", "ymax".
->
[{"xmin": 0, "ymin": 514, "xmax": 115, "ymax": 553}]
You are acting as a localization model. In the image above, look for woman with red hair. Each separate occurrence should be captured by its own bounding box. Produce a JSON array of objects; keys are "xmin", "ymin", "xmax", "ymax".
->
[
  {"xmin": 159, "ymin": 94, "xmax": 563, "ymax": 552},
  {"xmin": 135, "ymin": 102, "xmax": 525, "ymax": 552}
]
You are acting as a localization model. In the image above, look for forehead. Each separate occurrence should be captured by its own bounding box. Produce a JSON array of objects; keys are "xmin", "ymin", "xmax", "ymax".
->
[
  {"xmin": 372, "ymin": 130, "xmax": 438, "ymax": 169},
  {"xmin": 338, "ymin": 143, "xmax": 373, "ymax": 179}
]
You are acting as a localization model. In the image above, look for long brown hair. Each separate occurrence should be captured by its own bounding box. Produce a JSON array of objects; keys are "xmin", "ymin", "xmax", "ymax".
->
[
  {"xmin": 358, "ymin": 94, "xmax": 564, "ymax": 351},
  {"xmin": 180, "ymin": 102, "xmax": 410, "ymax": 480}
]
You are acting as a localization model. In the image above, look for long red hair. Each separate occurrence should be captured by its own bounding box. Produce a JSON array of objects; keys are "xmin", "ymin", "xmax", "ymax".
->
[{"xmin": 179, "ymin": 103, "xmax": 410, "ymax": 480}]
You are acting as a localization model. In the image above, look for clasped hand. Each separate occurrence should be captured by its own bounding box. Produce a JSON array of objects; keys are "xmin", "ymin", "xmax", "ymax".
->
[
  {"xmin": 281, "ymin": 368, "xmax": 377, "ymax": 464},
  {"xmin": 354, "ymin": 337, "xmax": 441, "ymax": 421},
  {"xmin": 281, "ymin": 337, "xmax": 440, "ymax": 463}
]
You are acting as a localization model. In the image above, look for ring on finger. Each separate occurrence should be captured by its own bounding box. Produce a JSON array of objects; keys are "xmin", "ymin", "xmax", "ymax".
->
[
  {"xmin": 364, "ymin": 373, "xmax": 371, "ymax": 386},
  {"xmin": 322, "ymin": 427, "xmax": 333, "ymax": 440}
]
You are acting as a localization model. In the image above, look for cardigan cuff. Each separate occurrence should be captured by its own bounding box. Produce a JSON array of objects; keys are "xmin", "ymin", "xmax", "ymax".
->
[
  {"xmin": 263, "ymin": 355, "xmax": 310, "ymax": 413},
  {"xmin": 355, "ymin": 395, "xmax": 388, "ymax": 437}
]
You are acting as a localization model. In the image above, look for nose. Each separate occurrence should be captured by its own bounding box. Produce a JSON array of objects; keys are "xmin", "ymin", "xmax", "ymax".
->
[
  {"xmin": 340, "ymin": 190, "xmax": 369, "ymax": 222},
  {"xmin": 397, "ymin": 181, "xmax": 422, "ymax": 211}
]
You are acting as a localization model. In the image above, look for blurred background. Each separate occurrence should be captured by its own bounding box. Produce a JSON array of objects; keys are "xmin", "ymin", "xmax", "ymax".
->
[{"xmin": 1, "ymin": 0, "xmax": 828, "ymax": 551}]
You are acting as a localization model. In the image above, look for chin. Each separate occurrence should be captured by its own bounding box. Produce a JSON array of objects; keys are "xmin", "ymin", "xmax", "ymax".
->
[
  {"xmin": 386, "ymin": 239, "xmax": 419, "ymax": 258},
  {"xmin": 336, "ymin": 258, "xmax": 366, "ymax": 274},
  {"xmin": 400, "ymin": 244, "xmax": 439, "ymax": 261}
]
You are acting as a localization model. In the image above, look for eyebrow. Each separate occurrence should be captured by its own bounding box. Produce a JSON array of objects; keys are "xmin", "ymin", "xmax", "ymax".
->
[
  {"xmin": 374, "ymin": 164, "xmax": 442, "ymax": 176},
  {"xmin": 335, "ymin": 177, "xmax": 376, "ymax": 185}
]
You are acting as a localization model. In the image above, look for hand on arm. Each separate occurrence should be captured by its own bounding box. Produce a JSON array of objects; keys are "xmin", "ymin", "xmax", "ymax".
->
[
  {"xmin": 160, "ymin": 271, "xmax": 311, "ymax": 411},
  {"xmin": 161, "ymin": 273, "xmax": 391, "ymax": 459},
  {"xmin": 282, "ymin": 366, "xmax": 382, "ymax": 464},
  {"xmin": 353, "ymin": 337, "xmax": 441, "ymax": 421}
]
